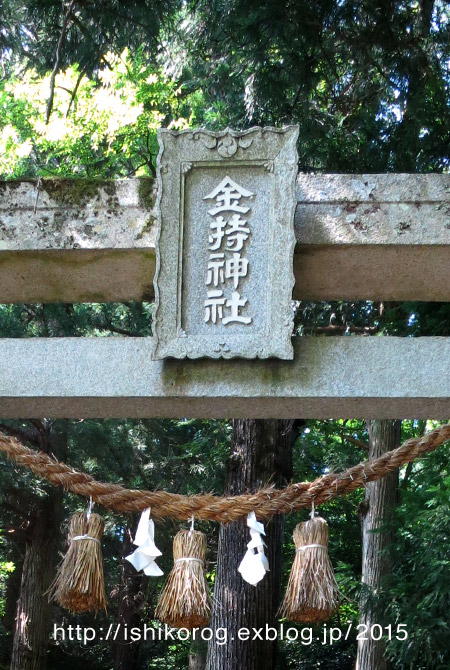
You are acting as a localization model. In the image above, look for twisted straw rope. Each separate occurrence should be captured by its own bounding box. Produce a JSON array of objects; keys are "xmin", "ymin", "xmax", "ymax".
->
[{"xmin": 1, "ymin": 425, "xmax": 449, "ymax": 523}]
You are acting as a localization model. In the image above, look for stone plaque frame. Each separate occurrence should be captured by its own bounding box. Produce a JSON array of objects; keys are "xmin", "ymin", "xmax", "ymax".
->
[{"xmin": 153, "ymin": 126, "xmax": 299, "ymax": 360}]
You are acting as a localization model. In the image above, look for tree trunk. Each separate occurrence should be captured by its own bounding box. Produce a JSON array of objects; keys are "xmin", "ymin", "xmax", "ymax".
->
[
  {"xmin": 206, "ymin": 419, "xmax": 295, "ymax": 670},
  {"xmin": 189, "ymin": 638, "xmax": 207, "ymax": 670},
  {"xmin": 189, "ymin": 653, "xmax": 207, "ymax": 670},
  {"xmin": 113, "ymin": 525, "xmax": 146, "ymax": 670},
  {"xmin": 3, "ymin": 557, "xmax": 22, "ymax": 632},
  {"xmin": 10, "ymin": 421, "xmax": 68, "ymax": 670},
  {"xmin": 356, "ymin": 419, "xmax": 401, "ymax": 670}
]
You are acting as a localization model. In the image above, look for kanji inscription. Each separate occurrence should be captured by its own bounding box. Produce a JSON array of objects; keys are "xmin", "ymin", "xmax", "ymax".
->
[
  {"xmin": 153, "ymin": 126, "xmax": 298, "ymax": 359},
  {"xmin": 204, "ymin": 177, "xmax": 253, "ymax": 326}
]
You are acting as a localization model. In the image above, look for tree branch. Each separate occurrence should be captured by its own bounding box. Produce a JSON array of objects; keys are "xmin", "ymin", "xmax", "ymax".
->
[
  {"xmin": 46, "ymin": 0, "xmax": 76, "ymax": 124},
  {"xmin": 0, "ymin": 423, "xmax": 40, "ymax": 447},
  {"xmin": 344, "ymin": 435, "xmax": 369, "ymax": 452},
  {"xmin": 93, "ymin": 320, "xmax": 141, "ymax": 337},
  {"xmin": 302, "ymin": 325, "xmax": 378, "ymax": 335}
]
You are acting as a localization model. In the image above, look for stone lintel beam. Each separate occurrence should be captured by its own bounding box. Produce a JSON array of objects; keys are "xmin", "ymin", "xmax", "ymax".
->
[
  {"xmin": 0, "ymin": 336, "xmax": 448, "ymax": 419},
  {"xmin": 1, "ymin": 174, "xmax": 450, "ymax": 303}
]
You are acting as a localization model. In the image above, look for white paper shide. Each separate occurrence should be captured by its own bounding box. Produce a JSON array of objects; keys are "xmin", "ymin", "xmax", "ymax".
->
[
  {"xmin": 125, "ymin": 508, "xmax": 163, "ymax": 576},
  {"xmin": 238, "ymin": 511, "xmax": 269, "ymax": 586}
]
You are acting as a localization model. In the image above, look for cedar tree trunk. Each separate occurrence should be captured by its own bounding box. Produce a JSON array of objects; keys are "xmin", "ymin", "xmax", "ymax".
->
[
  {"xmin": 189, "ymin": 637, "xmax": 208, "ymax": 670},
  {"xmin": 10, "ymin": 421, "xmax": 67, "ymax": 670},
  {"xmin": 113, "ymin": 526, "xmax": 146, "ymax": 670},
  {"xmin": 356, "ymin": 419, "xmax": 401, "ymax": 670},
  {"xmin": 206, "ymin": 419, "xmax": 296, "ymax": 670}
]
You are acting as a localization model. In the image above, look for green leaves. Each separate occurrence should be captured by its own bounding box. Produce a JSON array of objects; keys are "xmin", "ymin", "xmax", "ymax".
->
[
  {"xmin": 378, "ymin": 435, "xmax": 450, "ymax": 669},
  {"xmin": 0, "ymin": 532, "xmax": 15, "ymax": 618},
  {"xmin": 0, "ymin": 48, "xmax": 190, "ymax": 179}
]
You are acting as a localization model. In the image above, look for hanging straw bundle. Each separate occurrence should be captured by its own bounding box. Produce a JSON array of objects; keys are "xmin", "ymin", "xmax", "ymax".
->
[
  {"xmin": 155, "ymin": 529, "xmax": 211, "ymax": 629},
  {"xmin": 48, "ymin": 511, "xmax": 107, "ymax": 613},
  {"xmin": 279, "ymin": 516, "xmax": 340, "ymax": 623}
]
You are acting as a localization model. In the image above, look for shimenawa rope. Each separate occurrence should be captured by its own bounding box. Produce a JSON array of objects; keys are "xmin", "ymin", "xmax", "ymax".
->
[{"xmin": 0, "ymin": 424, "xmax": 449, "ymax": 522}]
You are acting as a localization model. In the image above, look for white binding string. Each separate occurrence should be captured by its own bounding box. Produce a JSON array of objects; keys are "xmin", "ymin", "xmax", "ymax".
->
[
  {"xmin": 72, "ymin": 497, "xmax": 99, "ymax": 544},
  {"xmin": 175, "ymin": 517, "xmax": 202, "ymax": 565},
  {"xmin": 302, "ymin": 503, "xmax": 326, "ymax": 552},
  {"xmin": 297, "ymin": 544, "xmax": 327, "ymax": 552},
  {"xmin": 72, "ymin": 535, "xmax": 101, "ymax": 545}
]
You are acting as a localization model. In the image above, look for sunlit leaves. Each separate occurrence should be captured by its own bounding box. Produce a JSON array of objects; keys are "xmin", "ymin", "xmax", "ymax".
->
[{"xmin": 0, "ymin": 47, "xmax": 190, "ymax": 178}]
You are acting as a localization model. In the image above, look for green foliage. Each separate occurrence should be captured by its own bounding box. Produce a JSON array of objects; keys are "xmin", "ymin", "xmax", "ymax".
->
[
  {"xmin": 1, "ymin": 0, "xmax": 178, "ymax": 75},
  {"xmin": 0, "ymin": 47, "xmax": 190, "ymax": 179},
  {"xmin": 382, "ymin": 430, "xmax": 450, "ymax": 669},
  {"xmin": 170, "ymin": 0, "xmax": 450, "ymax": 172},
  {"xmin": 378, "ymin": 302, "xmax": 450, "ymax": 337},
  {"xmin": 0, "ymin": 535, "xmax": 15, "ymax": 618},
  {"xmin": 277, "ymin": 421, "xmax": 365, "ymax": 668},
  {"xmin": 0, "ymin": 532, "xmax": 14, "ymax": 668}
]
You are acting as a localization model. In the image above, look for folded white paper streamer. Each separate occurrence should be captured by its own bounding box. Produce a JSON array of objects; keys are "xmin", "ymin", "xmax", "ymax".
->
[
  {"xmin": 125, "ymin": 508, "xmax": 163, "ymax": 577},
  {"xmin": 238, "ymin": 511, "xmax": 269, "ymax": 586}
]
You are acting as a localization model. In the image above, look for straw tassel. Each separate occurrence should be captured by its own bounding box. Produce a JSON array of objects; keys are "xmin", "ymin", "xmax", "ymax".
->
[
  {"xmin": 279, "ymin": 516, "xmax": 340, "ymax": 622},
  {"xmin": 48, "ymin": 511, "xmax": 107, "ymax": 613},
  {"xmin": 155, "ymin": 528, "xmax": 211, "ymax": 629}
]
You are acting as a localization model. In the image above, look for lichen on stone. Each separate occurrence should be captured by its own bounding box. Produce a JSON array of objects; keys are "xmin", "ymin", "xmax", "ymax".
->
[
  {"xmin": 137, "ymin": 177, "xmax": 156, "ymax": 209},
  {"xmin": 40, "ymin": 178, "xmax": 107, "ymax": 207}
]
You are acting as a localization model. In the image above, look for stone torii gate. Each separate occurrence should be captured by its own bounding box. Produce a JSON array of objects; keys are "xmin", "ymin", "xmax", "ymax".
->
[{"xmin": 0, "ymin": 170, "xmax": 449, "ymax": 418}]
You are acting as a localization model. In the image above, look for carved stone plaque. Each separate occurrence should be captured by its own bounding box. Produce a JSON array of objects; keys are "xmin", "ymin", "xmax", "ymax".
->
[{"xmin": 153, "ymin": 126, "xmax": 298, "ymax": 359}]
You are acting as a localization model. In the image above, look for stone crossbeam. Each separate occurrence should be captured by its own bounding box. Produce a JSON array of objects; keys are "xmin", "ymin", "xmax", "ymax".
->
[
  {"xmin": 0, "ymin": 336, "xmax": 448, "ymax": 418},
  {"xmin": 1, "ymin": 174, "xmax": 449, "ymax": 303}
]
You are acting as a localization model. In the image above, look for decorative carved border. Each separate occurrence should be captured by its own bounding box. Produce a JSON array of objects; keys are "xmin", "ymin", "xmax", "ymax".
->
[{"xmin": 153, "ymin": 126, "xmax": 299, "ymax": 360}]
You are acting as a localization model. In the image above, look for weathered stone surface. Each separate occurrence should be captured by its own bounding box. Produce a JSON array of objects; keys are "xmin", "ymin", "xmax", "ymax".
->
[
  {"xmin": 1, "ymin": 174, "xmax": 450, "ymax": 303},
  {"xmin": 0, "ymin": 336, "xmax": 448, "ymax": 418},
  {"xmin": 296, "ymin": 173, "xmax": 450, "ymax": 203},
  {"xmin": 153, "ymin": 127, "xmax": 298, "ymax": 359},
  {"xmin": 0, "ymin": 178, "xmax": 157, "ymax": 250}
]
